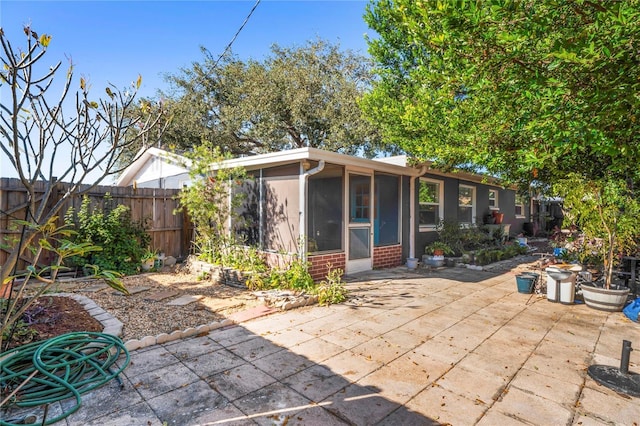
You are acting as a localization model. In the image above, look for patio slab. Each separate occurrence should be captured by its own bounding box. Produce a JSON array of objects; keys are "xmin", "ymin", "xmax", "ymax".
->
[{"xmin": 20, "ymin": 262, "xmax": 639, "ymax": 426}]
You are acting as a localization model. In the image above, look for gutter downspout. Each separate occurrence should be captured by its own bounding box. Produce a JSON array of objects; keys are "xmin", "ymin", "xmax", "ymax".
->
[
  {"xmin": 409, "ymin": 165, "xmax": 429, "ymax": 260},
  {"xmin": 299, "ymin": 160, "xmax": 325, "ymax": 261}
]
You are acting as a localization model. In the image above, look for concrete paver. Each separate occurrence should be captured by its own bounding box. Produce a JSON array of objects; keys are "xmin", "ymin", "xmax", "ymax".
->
[
  {"xmin": 166, "ymin": 294, "xmax": 204, "ymax": 306},
  {"xmin": 7, "ymin": 259, "xmax": 640, "ymax": 425},
  {"xmin": 492, "ymin": 387, "xmax": 574, "ymax": 425},
  {"xmin": 143, "ymin": 288, "xmax": 179, "ymax": 301}
]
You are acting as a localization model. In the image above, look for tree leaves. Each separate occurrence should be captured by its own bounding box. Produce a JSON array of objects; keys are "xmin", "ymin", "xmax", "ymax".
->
[
  {"xmin": 38, "ymin": 33, "xmax": 51, "ymax": 47},
  {"xmin": 363, "ymin": 0, "xmax": 640, "ymax": 190},
  {"xmin": 154, "ymin": 38, "xmax": 388, "ymax": 157}
]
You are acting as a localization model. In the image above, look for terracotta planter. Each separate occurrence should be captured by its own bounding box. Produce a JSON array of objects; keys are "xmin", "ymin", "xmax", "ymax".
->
[
  {"xmin": 492, "ymin": 211, "xmax": 504, "ymax": 224},
  {"xmin": 581, "ymin": 282, "xmax": 630, "ymax": 312},
  {"xmin": 1, "ymin": 281, "xmax": 12, "ymax": 298}
]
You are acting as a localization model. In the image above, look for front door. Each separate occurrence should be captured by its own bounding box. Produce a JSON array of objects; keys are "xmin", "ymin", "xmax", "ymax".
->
[{"xmin": 346, "ymin": 173, "xmax": 373, "ymax": 274}]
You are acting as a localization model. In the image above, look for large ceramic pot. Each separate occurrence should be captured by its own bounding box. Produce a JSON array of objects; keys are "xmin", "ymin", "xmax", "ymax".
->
[
  {"xmin": 546, "ymin": 267, "xmax": 576, "ymax": 304},
  {"xmin": 581, "ymin": 282, "xmax": 630, "ymax": 312},
  {"xmin": 422, "ymin": 254, "xmax": 444, "ymax": 267}
]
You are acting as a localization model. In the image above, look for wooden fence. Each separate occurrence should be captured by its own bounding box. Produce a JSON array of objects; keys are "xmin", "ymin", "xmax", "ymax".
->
[{"xmin": 0, "ymin": 178, "xmax": 191, "ymax": 270}]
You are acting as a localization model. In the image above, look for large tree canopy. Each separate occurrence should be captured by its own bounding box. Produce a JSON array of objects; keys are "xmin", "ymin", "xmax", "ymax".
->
[
  {"xmin": 152, "ymin": 39, "xmax": 390, "ymax": 157},
  {"xmin": 363, "ymin": 0, "xmax": 640, "ymax": 188}
]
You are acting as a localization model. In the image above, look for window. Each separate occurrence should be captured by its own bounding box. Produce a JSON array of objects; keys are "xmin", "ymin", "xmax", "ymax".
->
[
  {"xmin": 458, "ymin": 185, "xmax": 476, "ymax": 224},
  {"xmin": 515, "ymin": 195, "xmax": 526, "ymax": 218},
  {"xmin": 488, "ymin": 189, "xmax": 499, "ymax": 210},
  {"xmin": 419, "ymin": 178, "xmax": 443, "ymax": 228},
  {"xmin": 350, "ymin": 175, "xmax": 371, "ymax": 222}
]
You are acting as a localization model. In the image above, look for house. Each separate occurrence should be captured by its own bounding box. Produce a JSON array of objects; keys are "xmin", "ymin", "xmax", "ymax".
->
[
  {"xmin": 117, "ymin": 147, "xmax": 529, "ymax": 279},
  {"xmin": 116, "ymin": 147, "xmax": 191, "ymax": 189}
]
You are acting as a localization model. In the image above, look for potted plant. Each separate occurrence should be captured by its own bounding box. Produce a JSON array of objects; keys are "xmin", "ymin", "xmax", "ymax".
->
[
  {"xmin": 423, "ymin": 241, "xmax": 454, "ymax": 267},
  {"xmin": 554, "ymin": 175, "xmax": 640, "ymax": 311},
  {"xmin": 425, "ymin": 241, "xmax": 454, "ymax": 257},
  {"xmin": 141, "ymin": 248, "xmax": 158, "ymax": 271}
]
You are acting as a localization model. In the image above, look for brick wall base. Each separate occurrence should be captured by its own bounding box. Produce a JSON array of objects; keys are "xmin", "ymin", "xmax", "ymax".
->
[
  {"xmin": 373, "ymin": 244, "xmax": 403, "ymax": 269},
  {"xmin": 190, "ymin": 244, "xmax": 403, "ymax": 285},
  {"xmin": 308, "ymin": 252, "xmax": 346, "ymax": 282}
]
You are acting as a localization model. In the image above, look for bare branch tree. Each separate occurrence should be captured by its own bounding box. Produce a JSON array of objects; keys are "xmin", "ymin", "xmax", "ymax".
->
[{"xmin": 0, "ymin": 26, "xmax": 165, "ymax": 286}]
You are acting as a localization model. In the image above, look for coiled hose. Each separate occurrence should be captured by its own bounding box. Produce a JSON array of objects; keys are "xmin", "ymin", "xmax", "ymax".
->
[{"xmin": 0, "ymin": 332, "xmax": 129, "ymax": 425}]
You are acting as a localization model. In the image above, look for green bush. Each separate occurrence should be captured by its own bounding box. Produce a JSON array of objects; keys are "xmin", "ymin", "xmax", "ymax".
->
[
  {"xmin": 317, "ymin": 266, "xmax": 348, "ymax": 306},
  {"xmin": 474, "ymin": 244, "xmax": 527, "ymax": 265},
  {"xmin": 65, "ymin": 195, "xmax": 150, "ymax": 275}
]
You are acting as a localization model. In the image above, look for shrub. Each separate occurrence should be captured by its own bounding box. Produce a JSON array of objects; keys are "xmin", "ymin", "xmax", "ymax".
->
[
  {"xmin": 317, "ymin": 266, "xmax": 348, "ymax": 306},
  {"xmin": 65, "ymin": 195, "xmax": 150, "ymax": 275}
]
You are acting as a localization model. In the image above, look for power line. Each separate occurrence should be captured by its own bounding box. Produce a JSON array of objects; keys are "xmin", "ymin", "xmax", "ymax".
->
[{"xmin": 212, "ymin": 0, "xmax": 261, "ymax": 69}]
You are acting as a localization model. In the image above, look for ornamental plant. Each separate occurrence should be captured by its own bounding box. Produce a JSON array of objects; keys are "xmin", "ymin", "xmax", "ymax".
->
[
  {"xmin": 176, "ymin": 144, "xmax": 253, "ymax": 267},
  {"xmin": 64, "ymin": 195, "xmax": 151, "ymax": 275},
  {"xmin": 424, "ymin": 241, "xmax": 454, "ymax": 256},
  {"xmin": 1, "ymin": 217, "xmax": 126, "ymax": 351},
  {"xmin": 554, "ymin": 174, "xmax": 640, "ymax": 289}
]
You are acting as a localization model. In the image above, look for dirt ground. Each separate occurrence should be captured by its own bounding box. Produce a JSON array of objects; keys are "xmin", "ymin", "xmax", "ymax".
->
[{"xmin": 7, "ymin": 267, "xmax": 263, "ymax": 345}]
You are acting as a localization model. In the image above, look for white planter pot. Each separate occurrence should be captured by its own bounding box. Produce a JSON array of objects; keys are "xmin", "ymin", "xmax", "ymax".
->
[
  {"xmin": 406, "ymin": 257, "xmax": 419, "ymax": 270},
  {"xmin": 546, "ymin": 267, "xmax": 576, "ymax": 304},
  {"xmin": 141, "ymin": 259, "xmax": 155, "ymax": 271},
  {"xmin": 581, "ymin": 283, "xmax": 630, "ymax": 312},
  {"xmin": 423, "ymin": 254, "xmax": 444, "ymax": 267}
]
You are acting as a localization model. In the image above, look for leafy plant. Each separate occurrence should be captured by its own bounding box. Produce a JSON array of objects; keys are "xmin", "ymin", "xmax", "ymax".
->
[
  {"xmin": 176, "ymin": 145, "xmax": 251, "ymax": 268},
  {"xmin": 434, "ymin": 220, "xmax": 465, "ymax": 255},
  {"xmin": 317, "ymin": 265, "xmax": 347, "ymax": 306},
  {"xmin": 1, "ymin": 217, "xmax": 127, "ymax": 351},
  {"xmin": 472, "ymin": 244, "xmax": 527, "ymax": 266},
  {"xmin": 554, "ymin": 174, "xmax": 640, "ymax": 288},
  {"xmin": 0, "ymin": 25, "xmax": 164, "ymax": 296},
  {"xmin": 65, "ymin": 195, "xmax": 151, "ymax": 275},
  {"xmin": 424, "ymin": 241, "xmax": 454, "ymax": 256},
  {"xmin": 141, "ymin": 248, "xmax": 158, "ymax": 262}
]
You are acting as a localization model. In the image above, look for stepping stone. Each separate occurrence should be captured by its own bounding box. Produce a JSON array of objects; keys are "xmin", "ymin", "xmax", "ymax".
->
[
  {"xmin": 54, "ymin": 282, "xmax": 82, "ymax": 292},
  {"xmin": 144, "ymin": 289, "xmax": 180, "ymax": 301},
  {"xmin": 113, "ymin": 286, "xmax": 150, "ymax": 296},
  {"xmin": 228, "ymin": 305, "xmax": 277, "ymax": 323},
  {"xmin": 199, "ymin": 296, "xmax": 244, "ymax": 312},
  {"xmin": 82, "ymin": 283, "xmax": 109, "ymax": 292},
  {"xmin": 166, "ymin": 294, "xmax": 204, "ymax": 306}
]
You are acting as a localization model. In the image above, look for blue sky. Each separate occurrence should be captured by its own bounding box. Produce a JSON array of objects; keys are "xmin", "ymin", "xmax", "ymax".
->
[
  {"xmin": 1, "ymin": 0, "xmax": 373, "ymax": 99},
  {"xmin": 0, "ymin": 1, "xmax": 374, "ymax": 179}
]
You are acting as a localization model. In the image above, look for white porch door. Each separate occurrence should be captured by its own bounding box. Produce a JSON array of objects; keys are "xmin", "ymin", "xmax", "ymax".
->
[{"xmin": 346, "ymin": 172, "xmax": 373, "ymax": 274}]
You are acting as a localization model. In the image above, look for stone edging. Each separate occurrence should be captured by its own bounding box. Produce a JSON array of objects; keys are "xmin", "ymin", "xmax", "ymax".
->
[
  {"xmin": 54, "ymin": 293, "xmax": 123, "ymax": 337},
  {"xmin": 122, "ymin": 318, "xmax": 236, "ymax": 351},
  {"xmin": 55, "ymin": 292, "xmax": 237, "ymax": 352},
  {"xmin": 59, "ymin": 289, "xmax": 313, "ymax": 353}
]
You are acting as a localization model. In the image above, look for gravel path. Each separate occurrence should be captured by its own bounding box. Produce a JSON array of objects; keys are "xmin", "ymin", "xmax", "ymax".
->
[{"xmin": 65, "ymin": 268, "xmax": 262, "ymax": 341}]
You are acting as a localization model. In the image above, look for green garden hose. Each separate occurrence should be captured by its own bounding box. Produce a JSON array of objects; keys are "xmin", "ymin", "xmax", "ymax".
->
[{"xmin": 0, "ymin": 332, "xmax": 129, "ymax": 425}]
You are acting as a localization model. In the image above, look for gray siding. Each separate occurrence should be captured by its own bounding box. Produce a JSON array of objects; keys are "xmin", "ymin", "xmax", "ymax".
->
[{"xmin": 415, "ymin": 173, "xmax": 529, "ymax": 255}]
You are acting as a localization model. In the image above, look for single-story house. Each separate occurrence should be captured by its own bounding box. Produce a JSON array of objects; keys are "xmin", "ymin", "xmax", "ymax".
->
[
  {"xmin": 117, "ymin": 147, "xmax": 530, "ymax": 279},
  {"xmin": 116, "ymin": 147, "xmax": 191, "ymax": 189}
]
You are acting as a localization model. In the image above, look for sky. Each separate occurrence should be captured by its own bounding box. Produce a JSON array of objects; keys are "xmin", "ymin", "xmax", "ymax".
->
[
  {"xmin": 0, "ymin": 0, "xmax": 374, "ymax": 99},
  {"xmin": 0, "ymin": 0, "xmax": 375, "ymax": 180}
]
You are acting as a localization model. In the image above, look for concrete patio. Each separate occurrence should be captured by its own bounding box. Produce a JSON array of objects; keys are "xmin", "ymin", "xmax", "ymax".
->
[{"xmin": 23, "ymin": 261, "xmax": 640, "ymax": 425}]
